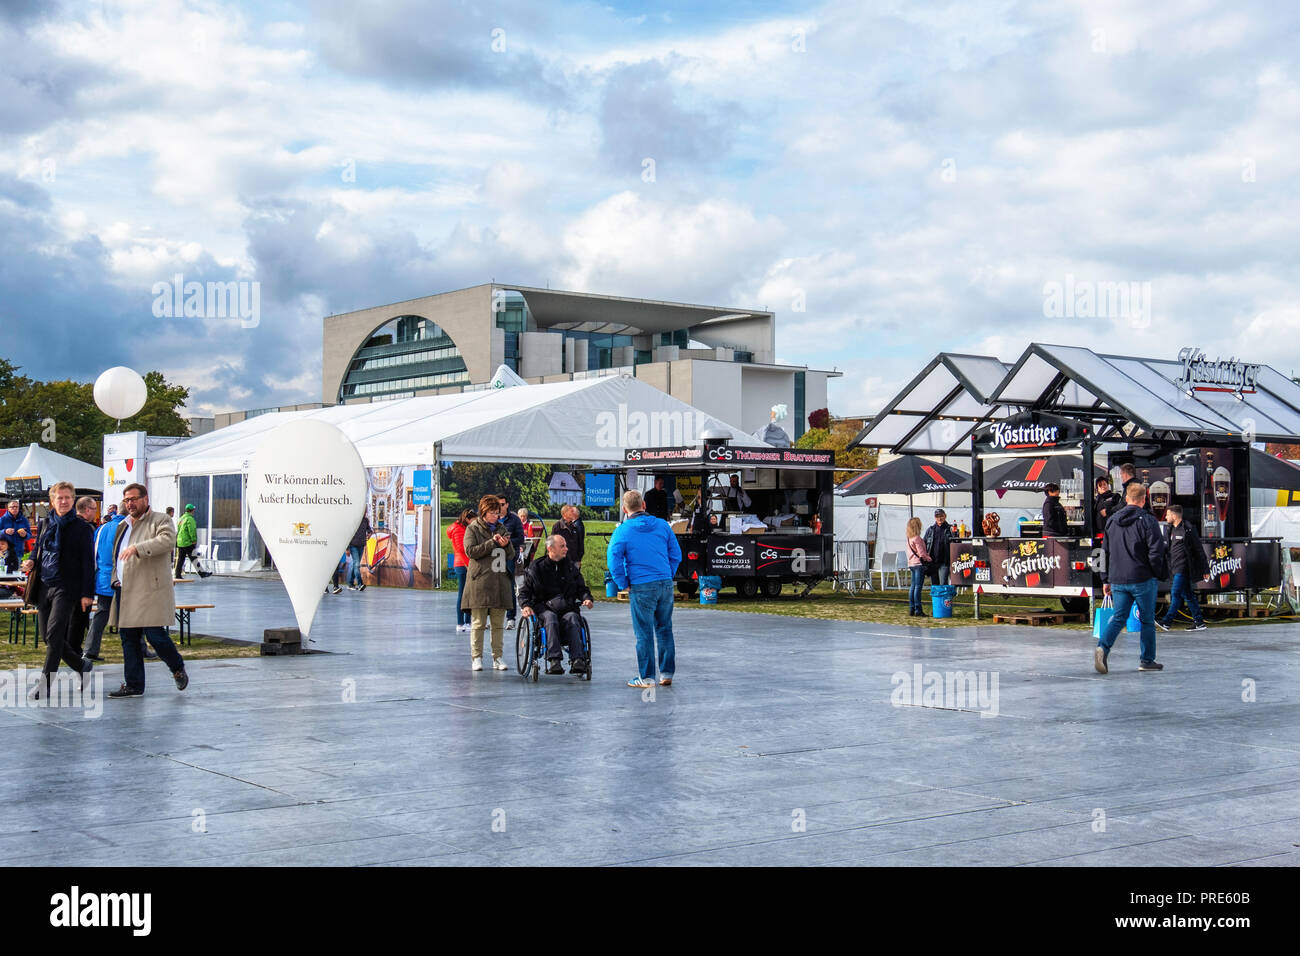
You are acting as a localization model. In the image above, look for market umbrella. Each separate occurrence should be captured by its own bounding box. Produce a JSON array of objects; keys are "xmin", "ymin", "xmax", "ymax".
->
[
  {"xmin": 834, "ymin": 455, "xmax": 970, "ymax": 517},
  {"xmin": 1248, "ymin": 448, "xmax": 1300, "ymax": 493},
  {"xmin": 982, "ymin": 455, "xmax": 1106, "ymax": 498}
]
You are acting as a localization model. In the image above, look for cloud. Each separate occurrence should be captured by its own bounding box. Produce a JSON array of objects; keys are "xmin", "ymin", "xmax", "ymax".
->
[{"xmin": 597, "ymin": 58, "xmax": 740, "ymax": 172}]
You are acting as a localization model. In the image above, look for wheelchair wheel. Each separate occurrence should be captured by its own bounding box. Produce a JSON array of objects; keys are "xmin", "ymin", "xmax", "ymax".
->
[
  {"xmin": 516, "ymin": 616, "xmax": 535, "ymax": 678},
  {"xmin": 580, "ymin": 618, "xmax": 592, "ymax": 681}
]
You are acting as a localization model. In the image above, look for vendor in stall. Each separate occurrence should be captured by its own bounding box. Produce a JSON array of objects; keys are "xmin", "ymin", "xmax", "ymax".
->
[
  {"xmin": 1093, "ymin": 475, "xmax": 1123, "ymax": 532},
  {"xmin": 723, "ymin": 474, "xmax": 753, "ymax": 513},
  {"xmin": 1041, "ymin": 483, "xmax": 1069, "ymax": 537}
]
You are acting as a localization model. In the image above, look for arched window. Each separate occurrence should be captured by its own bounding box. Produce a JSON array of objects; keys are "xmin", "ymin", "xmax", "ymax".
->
[{"xmin": 339, "ymin": 315, "xmax": 470, "ymax": 400}]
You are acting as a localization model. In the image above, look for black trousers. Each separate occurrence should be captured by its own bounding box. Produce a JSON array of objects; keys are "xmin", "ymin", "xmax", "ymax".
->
[
  {"xmin": 175, "ymin": 544, "xmax": 196, "ymax": 578},
  {"xmin": 539, "ymin": 609, "xmax": 584, "ymax": 662},
  {"xmin": 37, "ymin": 584, "xmax": 89, "ymax": 683}
]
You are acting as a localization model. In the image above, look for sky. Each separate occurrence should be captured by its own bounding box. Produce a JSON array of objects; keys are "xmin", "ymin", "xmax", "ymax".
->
[{"xmin": 2, "ymin": 0, "xmax": 1298, "ymax": 418}]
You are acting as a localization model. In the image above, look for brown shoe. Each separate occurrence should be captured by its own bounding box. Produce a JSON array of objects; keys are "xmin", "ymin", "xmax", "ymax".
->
[{"xmin": 658, "ymin": 676, "xmax": 672, "ymax": 686}]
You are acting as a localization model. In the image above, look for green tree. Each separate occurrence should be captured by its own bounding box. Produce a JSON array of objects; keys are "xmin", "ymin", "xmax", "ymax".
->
[
  {"xmin": 795, "ymin": 419, "xmax": 877, "ymax": 485},
  {"xmin": 442, "ymin": 462, "xmax": 552, "ymax": 517},
  {"xmin": 0, "ymin": 359, "xmax": 190, "ymax": 465}
]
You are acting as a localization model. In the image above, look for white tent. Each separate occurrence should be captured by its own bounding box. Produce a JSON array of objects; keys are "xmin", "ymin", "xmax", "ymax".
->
[
  {"xmin": 146, "ymin": 375, "xmax": 766, "ymax": 578},
  {"xmin": 2, "ymin": 443, "xmax": 103, "ymax": 492}
]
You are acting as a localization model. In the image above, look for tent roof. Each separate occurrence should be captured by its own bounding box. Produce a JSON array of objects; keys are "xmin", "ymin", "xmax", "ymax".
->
[
  {"xmin": 848, "ymin": 353, "xmax": 1015, "ymax": 456},
  {"xmin": 148, "ymin": 375, "xmax": 767, "ymax": 478},
  {"xmin": 2, "ymin": 443, "xmax": 103, "ymax": 491},
  {"xmin": 852, "ymin": 344, "xmax": 1300, "ymax": 456}
]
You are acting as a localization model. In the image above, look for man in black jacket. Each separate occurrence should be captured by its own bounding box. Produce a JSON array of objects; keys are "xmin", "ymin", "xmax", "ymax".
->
[
  {"xmin": 1093, "ymin": 476, "xmax": 1123, "ymax": 532},
  {"xmin": 1095, "ymin": 483, "xmax": 1169, "ymax": 674},
  {"xmin": 21, "ymin": 481, "xmax": 96, "ymax": 699},
  {"xmin": 550, "ymin": 504, "xmax": 586, "ymax": 565},
  {"xmin": 1158, "ymin": 505, "xmax": 1210, "ymax": 632},
  {"xmin": 518, "ymin": 534, "xmax": 594, "ymax": 674},
  {"xmin": 496, "ymin": 494, "xmax": 526, "ymax": 629},
  {"xmin": 923, "ymin": 510, "xmax": 953, "ymax": 584},
  {"xmin": 644, "ymin": 477, "xmax": 670, "ymax": 520},
  {"xmin": 1118, "ymin": 463, "xmax": 1152, "ymax": 514},
  {"xmin": 1041, "ymin": 483, "xmax": 1069, "ymax": 536}
]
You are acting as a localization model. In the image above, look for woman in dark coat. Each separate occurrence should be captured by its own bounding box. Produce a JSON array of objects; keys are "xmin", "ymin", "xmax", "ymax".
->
[{"xmin": 461, "ymin": 495, "xmax": 515, "ymax": 671}]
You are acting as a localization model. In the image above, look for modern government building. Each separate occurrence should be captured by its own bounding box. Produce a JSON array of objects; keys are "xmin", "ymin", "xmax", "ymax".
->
[{"xmin": 195, "ymin": 283, "xmax": 837, "ymax": 443}]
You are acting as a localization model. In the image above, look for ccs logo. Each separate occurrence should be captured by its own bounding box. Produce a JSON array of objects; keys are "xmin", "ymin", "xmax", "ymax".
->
[
  {"xmin": 715, "ymin": 542, "xmax": 745, "ymax": 557},
  {"xmin": 706, "ymin": 446, "xmax": 734, "ymax": 461},
  {"xmin": 291, "ymin": 522, "xmax": 312, "ymax": 536},
  {"xmin": 760, "ymin": 549, "xmax": 780, "ymax": 560},
  {"xmin": 625, "ymin": 450, "xmax": 641, "ymax": 461}
]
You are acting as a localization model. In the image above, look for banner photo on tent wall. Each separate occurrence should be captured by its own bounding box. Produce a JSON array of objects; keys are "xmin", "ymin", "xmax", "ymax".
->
[
  {"xmin": 361, "ymin": 464, "xmax": 436, "ymax": 588},
  {"xmin": 248, "ymin": 420, "xmax": 366, "ymax": 638}
]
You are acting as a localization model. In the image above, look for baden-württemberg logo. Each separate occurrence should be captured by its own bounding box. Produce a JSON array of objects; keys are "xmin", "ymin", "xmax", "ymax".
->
[{"xmin": 50, "ymin": 886, "xmax": 151, "ymax": 936}]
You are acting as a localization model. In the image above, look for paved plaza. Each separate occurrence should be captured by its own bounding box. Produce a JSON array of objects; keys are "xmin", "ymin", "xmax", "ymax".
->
[{"xmin": 3, "ymin": 577, "xmax": 1299, "ymax": 866}]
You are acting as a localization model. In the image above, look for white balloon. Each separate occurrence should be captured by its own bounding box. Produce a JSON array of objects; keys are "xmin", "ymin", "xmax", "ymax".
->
[
  {"xmin": 247, "ymin": 420, "xmax": 367, "ymax": 639},
  {"xmin": 94, "ymin": 366, "xmax": 148, "ymax": 420}
]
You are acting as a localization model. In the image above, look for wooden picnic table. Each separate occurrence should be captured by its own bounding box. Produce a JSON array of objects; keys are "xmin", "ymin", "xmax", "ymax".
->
[{"xmin": 174, "ymin": 602, "xmax": 215, "ymax": 646}]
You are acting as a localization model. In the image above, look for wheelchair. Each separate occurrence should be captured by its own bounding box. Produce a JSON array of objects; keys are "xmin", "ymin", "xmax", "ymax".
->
[{"xmin": 516, "ymin": 609, "xmax": 592, "ymax": 682}]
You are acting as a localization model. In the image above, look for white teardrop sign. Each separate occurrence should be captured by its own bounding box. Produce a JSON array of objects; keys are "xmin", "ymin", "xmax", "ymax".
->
[{"xmin": 247, "ymin": 420, "xmax": 366, "ymax": 638}]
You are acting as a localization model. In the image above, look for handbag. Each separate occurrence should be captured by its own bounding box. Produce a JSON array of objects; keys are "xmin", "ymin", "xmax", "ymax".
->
[{"xmin": 1092, "ymin": 594, "xmax": 1115, "ymax": 639}]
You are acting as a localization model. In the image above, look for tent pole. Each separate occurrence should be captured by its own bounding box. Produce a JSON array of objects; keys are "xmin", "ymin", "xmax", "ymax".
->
[{"xmin": 433, "ymin": 444, "xmax": 441, "ymax": 589}]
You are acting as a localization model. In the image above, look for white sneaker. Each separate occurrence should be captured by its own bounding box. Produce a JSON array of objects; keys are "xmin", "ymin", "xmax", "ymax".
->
[
  {"xmin": 456, "ymin": 624, "xmax": 468, "ymax": 633},
  {"xmin": 471, "ymin": 657, "xmax": 483, "ymax": 671},
  {"xmin": 492, "ymin": 657, "xmax": 508, "ymax": 670},
  {"xmin": 505, "ymin": 619, "xmax": 516, "ymax": 630}
]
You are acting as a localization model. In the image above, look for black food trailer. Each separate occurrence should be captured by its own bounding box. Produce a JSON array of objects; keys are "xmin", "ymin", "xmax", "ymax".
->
[
  {"xmin": 617, "ymin": 433, "xmax": 836, "ymax": 598},
  {"xmin": 847, "ymin": 346, "xmax": 1294, "ymax": 616}
]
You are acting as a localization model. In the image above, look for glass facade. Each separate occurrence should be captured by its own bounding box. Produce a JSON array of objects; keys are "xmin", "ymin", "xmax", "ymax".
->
[{"xmin": 340, "ymin": 315, "xmax": 469, "ymax": 400}]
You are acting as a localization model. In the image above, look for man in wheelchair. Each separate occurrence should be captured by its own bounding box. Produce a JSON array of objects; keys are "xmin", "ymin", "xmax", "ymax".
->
[{"xmin": 518, "ymin": 534, "xmax": 594, "ymax": 675}]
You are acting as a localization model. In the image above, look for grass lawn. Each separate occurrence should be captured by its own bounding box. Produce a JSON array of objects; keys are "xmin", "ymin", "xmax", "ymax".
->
[
  {"xmin": 434, "ymin": 516, "xmax": 1293, "ymax": 631},
  {"xmin": 1, "ymin": 632, "xmax": 261, "ymax": 670}
]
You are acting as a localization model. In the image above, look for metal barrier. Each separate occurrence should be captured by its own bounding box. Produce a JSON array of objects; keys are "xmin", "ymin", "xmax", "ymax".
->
[{"xmin": 833, "ymin": 540, "xmax": 871, "ymax": 593}]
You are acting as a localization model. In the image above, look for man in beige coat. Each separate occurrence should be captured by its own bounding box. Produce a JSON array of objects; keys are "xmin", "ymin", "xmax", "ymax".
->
[{"xmin": 107, "ymin": 483, "xmax": 189, "ymax": 698}]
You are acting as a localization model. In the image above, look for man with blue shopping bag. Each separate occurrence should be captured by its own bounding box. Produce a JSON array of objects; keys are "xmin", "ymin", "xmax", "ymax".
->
[{"xmin": 1094, "ymin": 483, "xmax": 1169, "ymax": 674}]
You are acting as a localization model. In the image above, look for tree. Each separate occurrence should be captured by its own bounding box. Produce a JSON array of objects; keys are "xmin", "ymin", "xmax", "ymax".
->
[
  {"xmin": 0, "ymin": 359, "xmax": 190, "ymax": 465},
  {"xmin": 795, "ymin": 417, "xmax": 877, "ymax": 485},
  {"xmin": 808, "ymin": 407, "xmax": 830, "ymax": 430},
  {"xmin": 441, "ymin": 462, "xmax": 552, "ymax": 517}
]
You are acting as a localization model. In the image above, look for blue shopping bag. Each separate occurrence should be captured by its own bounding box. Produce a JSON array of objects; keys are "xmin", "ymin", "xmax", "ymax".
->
[
  {"xmin": 1125, "ymin": 601, "xmax": 1141, "ymax": 632},
  {"xmin": 1092, "ymin": 595, "xmax": 1115, "ymax": 640}
]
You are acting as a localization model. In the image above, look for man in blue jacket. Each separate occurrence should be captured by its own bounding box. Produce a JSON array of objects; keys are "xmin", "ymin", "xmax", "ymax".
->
[
  {"xmin": 607, "ymin": 489, "xmax": 682, "ymax": 688},
  {"xmin": 1, "ymin": 499, "xmax": 32, "ymax": 573},
  {"xmin": 84, "ymin": 504, "xmax": 125, "ymax": 661},
  {"xmin": 1095, "ymin": 483, "xmax": 1169, "ymax": 674}
]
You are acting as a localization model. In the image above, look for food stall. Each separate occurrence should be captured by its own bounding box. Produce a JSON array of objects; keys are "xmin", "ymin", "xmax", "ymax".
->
[
  {"xmin": 849, "ymin": 345, "xmax": 1294, "ymax": 616},
  {"xmin": 617, "ymin": 432, "xmax": 836, "ymax": 598}
]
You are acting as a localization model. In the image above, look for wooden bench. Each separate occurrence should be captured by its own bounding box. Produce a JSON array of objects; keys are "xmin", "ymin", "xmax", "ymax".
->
[
  {"xmin": 174, "ymin": 603, "xmax": 215, "ymax": 646},
  {"xmin": 992, "ymin": 610, "xmax": 1086, "ymax": 626}
]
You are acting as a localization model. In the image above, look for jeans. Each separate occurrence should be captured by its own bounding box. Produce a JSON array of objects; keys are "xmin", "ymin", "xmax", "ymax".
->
[
  {"xmin": 1098, "ymin": 578, "xmax": 1158, "ymax": 663},
  {"xmin": 930, "ymin": 563, "xmax": 949, "ymax": 585},
  {"xmin": 1162, "ymin": 573, "xmax": 1203, "ymax": 627},
  {"xmin": 119, "ymin": 625, "xmax": 185, "ymax": 693},
  {"xmin": 452, "ymin": 565, "xmax": 470, "ymax": 625},
  {"xmin": 85, "ymin": 595, "xmax": 113, "ymax": 658},
  {"xmin": 909, "ymin": 567, "xmax": 926, "ymax": 613},
  {"xmin": 347, "ymin": 545, "xmax": 364, "ymax": 586},
  {"xmin": 629, "ymin": 578, "xmax": 675, "ymax": 680}
]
